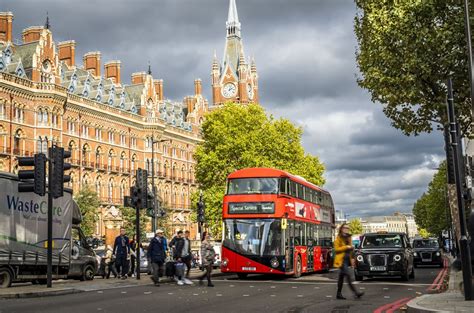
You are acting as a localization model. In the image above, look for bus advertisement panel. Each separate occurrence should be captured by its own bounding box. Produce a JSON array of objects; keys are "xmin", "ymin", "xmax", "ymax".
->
[{"xmin": 220, "ymin": 168, "xmax": 335, "ymax": 278}]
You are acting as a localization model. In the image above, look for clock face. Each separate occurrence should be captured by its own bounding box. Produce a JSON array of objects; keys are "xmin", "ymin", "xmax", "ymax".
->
[
  {"xmin": 247, "ymin": 83, "xmax": 254, "ymax": 99},
  {"xmin": 222, "ymin": 83, "xmax": 237, "ymax": 98}
]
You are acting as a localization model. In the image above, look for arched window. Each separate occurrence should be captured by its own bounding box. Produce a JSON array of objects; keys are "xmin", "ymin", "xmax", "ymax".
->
[
  {"xmin": 131, "ymin": 154, "xmax": 137, "ymax": 172},
  {"xmin": 120, "ymin": 179, "xmax": 127, "ymax": 200},
  {"xmin": 13, "ymin": 129, "xmax": 23, "ymax": 155},
  {"xmin": 108, "ymin": 179, "xmax": 114, "ymax": 202},
  {"xmin": 96, "ymin": 177, "xmax": 102, "ymax": 198},
  {"xmin": 120, "ymin": 151, "xmax": 126, "ymax": 172},
  {"xmin": 96, "ymin": 147, "xmax": 102, "ymax": 168}
]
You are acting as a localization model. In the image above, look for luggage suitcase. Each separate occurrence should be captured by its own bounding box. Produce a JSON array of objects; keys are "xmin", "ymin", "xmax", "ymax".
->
[
  {"xmin": 175, "ymin": 262, "xmax": 185, "ymax": 278},
  {"xmin": 165, "ymin": 261, "xmax": 176, "ymax": 277}
]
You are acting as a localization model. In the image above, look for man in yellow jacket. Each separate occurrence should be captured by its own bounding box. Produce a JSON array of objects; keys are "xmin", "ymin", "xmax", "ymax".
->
[{"xmin": 333, "ymin": 223, "xmax": 364, "ymax": 300}]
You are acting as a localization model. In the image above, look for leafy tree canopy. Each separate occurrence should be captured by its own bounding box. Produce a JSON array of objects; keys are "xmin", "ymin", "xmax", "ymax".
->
[
  {"xmin": 121, "ymin": 206, "xmax": 149, "ymax": 242},
  {"xmin": 194, "ymin": 103, "xmax": 326, "ymax": 237},
  {"xmin": 74, "ymin": 186, "xmax": 100, "ymax": 237},
  {"xmin": 355, "ymin": 0, "xmax": 471, "ymax": 136},
  {"xmin": 412, "ymin": 161, "xmax": 449, "ymax": 236},
  {"xmin": 348, "ymin": 218, "xmax": 363, "ymax": 235}
]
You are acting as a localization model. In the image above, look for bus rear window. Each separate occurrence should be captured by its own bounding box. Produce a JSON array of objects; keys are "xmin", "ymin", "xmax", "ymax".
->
[{"xmin": 227, "ymin": 178, "xmax": 279, "ymax": 194}]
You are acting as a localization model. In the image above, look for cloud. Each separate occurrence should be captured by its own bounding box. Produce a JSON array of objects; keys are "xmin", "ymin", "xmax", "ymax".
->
[{"xmin": 4, "ymin": 0, "xmax": 446, "ymax": 218}]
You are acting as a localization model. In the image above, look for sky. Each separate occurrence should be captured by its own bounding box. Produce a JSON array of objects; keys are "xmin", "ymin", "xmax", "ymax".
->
[{"xmin": 4, "ymin": 0, "xmax": 446, "ymax": 218}]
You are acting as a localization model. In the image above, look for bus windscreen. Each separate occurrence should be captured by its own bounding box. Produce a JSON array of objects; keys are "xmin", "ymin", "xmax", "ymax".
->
[{"xmin": 227, "ymin": 178, "xmax": 278, "ymax": 194}]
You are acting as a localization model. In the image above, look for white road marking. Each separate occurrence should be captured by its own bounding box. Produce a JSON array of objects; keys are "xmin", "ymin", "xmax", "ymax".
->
[
  {"xmin": 383, "ymin": 288, "xmax": 389, "ymax": 290},
  {"xmin": 243, "ymin": 294, "xmax": 250, "ymax": 297},
  {"xmin": 216, "ymin": 294, "xmax": 222, "ymax": 296},
  {"xmin": 121, "ymin": 291, "xmax": 127, "ymax": 294},
  {"xmin": 384, "ymin": 296, "xmax": 390, "ymax": 299},
  {"xmin": 297, "ymin": 295, "xmax": 303, "ymax": 298},
  {"xmin": 193, "ymin": 294, "xmax": 199, "ymax": 296},
  {"xmin": 168, "ymin": 293, "xmax": 174, "ymax": 295},
  {"xmin": 408, "ymin": 288, "xmax": 413, "ymax": 291},
  {"xmin": 326, "ymin": 295, "xmax": 332, "ymax": 298},
  {"xmin": 270, "ymin": 295, "xmax": 276, "ymax": 297},
  {"xmin": 144, "ymin": 291, "xmax": 152, "ymax": 295},
  {"xmin": 249, "ymin": 285, "xmax": 254, "ymax": 288},
  {"xmin": 359, "ymin": 287, "xmax": 365, "ymax": 290},
  {"xmin": 97, "ymin": 291, "xmax": 103, "ymax": 294},
  {"xmin": 292, "ymin": 286, "xmax": 298, "ymax": 289},
  {"xmin": 270, "ymin": 286, "xmax": 276, "ymax": 288}
]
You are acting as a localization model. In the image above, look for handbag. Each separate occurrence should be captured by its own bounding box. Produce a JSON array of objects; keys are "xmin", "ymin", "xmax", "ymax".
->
[{"xmin": 175, "ymin": 261, "xmax": 185, "ymax": 277}]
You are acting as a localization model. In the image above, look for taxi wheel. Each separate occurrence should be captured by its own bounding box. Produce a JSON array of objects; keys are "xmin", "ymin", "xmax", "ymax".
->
[{"xmin": 355, "ymin": 273, "xmax": 363, "ymax": 281}]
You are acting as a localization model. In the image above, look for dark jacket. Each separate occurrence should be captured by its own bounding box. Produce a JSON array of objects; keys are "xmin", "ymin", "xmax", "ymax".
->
[
  {"xmin": 113, "ymin": 235, "xmax": 130, "ymax": 256},
  {"xmin": 170, "ymin": 237, "xmax": 188, "ymax": 259},
  {"xmin": 147, "ymin": 237, "xmax": 166, "ymax": 264}
]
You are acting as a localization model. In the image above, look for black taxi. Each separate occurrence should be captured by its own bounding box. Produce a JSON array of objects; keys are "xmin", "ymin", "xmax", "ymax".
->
[
  {"xmin": 412, "ymin": 238, "xmax": 443, "ymax": 267},
  {"xmin": 354, "ymin": 232, "xmax": 414, "ymax": 281}
]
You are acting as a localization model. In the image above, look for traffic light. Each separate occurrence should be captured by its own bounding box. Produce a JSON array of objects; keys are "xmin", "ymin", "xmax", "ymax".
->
[
  {"xmin": 136, "ymin": 168, "xmax": 148, "ymax": 209},
  {"xmin": 130, "ymin": 186, "xmax": 139, "ymax": 208},
  {"xmin": 146, "ymin": 207, "xmax": 155, "ymax": 218},
  {"xmin": 50, "ymin": 147, "xmax": 71, "ymax": 199},
  {"xmin": 17, "ymin": 153, "xmax": 47, "ymax": 196},
  {"xmin": 146, "ymin": 188, "xmax": 155, "ymax": 217}
]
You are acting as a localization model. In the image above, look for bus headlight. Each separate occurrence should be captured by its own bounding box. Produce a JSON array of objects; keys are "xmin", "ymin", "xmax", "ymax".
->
[
  {"xmin": 222, "ymin": 258, "xmax": 229, "ymax": 267},
  {"xmin": 270, "ymin": 257, "xmax": 279, "ymax": 268},
  {"xmin": 356, "ymin": 255, "xmax": 364, "ymax": 262},
  {"xmin": 393, "ymin": 254, "xmax": 402, "ymax": 262}
]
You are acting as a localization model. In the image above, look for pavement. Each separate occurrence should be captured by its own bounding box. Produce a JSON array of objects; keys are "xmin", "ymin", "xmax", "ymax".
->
[
  {"xmin": 0, "ymin": 268, "xmax": 226, "ymax": 299},
  {"xmin": 407, "ymin": 257, "xmax": 474, "ymax": 313}
]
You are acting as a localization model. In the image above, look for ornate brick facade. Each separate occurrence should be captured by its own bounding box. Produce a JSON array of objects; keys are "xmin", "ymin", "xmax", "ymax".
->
[{"xmin": 0, "ymin": 13, "xmax": 208, "ymax": 244}]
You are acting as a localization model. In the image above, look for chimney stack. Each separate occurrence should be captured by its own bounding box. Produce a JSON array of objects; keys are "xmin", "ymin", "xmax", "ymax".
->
[
  {"xmin": 194, "ymin": 79, "xmax": 202, "ymax": 95},
  {"xmin": 0, "ymin": 12, "xmax": 13, "ymax": 43},
  {"xmin": 131, "ymin": 72, "xmax": 146, "ymax": 84},
  {"xmin": 83, "ymin": 51, "xmax": 101, "ymax": 77},
  {"xmin": 104, "ymin": 60, "xmax": 121, "ymax": 84},
  {"xmin": 58, "ymin": 40, "xmax": 76, "ymax": 67},
  {"xmin": 22, "ymin": 26, "xmax": 43, "ymax": 44}
]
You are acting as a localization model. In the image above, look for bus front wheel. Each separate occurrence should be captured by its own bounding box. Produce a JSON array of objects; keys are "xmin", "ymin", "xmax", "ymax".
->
[
  {"xmin": 293, "ymin": 256, "xmax": 302, "ymax": 278},
  {"xmin": 237, "ymin": 273, "xmax": 248, "ymax": 280}
]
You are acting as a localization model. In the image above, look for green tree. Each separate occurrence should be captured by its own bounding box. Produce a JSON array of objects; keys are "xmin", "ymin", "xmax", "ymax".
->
[
  {"xmin": 412, "ymin": 162, "xmax": 449, "ymax": 236},
  {"xmin": 120, "ymin": 206, "xmax": 149, "ymax": 241},
  {"xmin": 74, "ymin": 186, "xmax": 100, "ymax": 237},
  {"xmin": 418, "ymin": 228, "xmax": 431, "ymax": 238},
  {"xmin": 194, "ymin": 103, "xmax": 326, "ymax": 238},
  {"xmin": 354, "ymin": 0, "xmax": 471, "ymax": 136},
  {"xmin": 348, "ymin": 218, "xmax": 363, "ymax": 235}
]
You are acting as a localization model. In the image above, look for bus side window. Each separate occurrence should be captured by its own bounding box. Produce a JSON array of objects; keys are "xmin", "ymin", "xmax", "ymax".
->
[
  {"xmin": 290, "ymin": 181, "xmax": 297, "ymax": 197},
  {"xmin": 279, "ymin": 178, "xmax": 287, "ymax": 194},
  {"xmin": 307, "ymin": 224, "xmax": 313, "ymax": 246},
  {"xmin": 294, "ymin": 222, "xmax": 301, "ymax": 246}
]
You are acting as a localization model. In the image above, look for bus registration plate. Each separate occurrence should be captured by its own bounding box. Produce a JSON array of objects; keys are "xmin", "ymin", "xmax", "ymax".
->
[
  {"xmin": 242, "ymin": 267, "xmax": 256, "ymax": 271},
  {"xmin": 370, "ymin": 266, "xmax": 386, "ymax": 271}
]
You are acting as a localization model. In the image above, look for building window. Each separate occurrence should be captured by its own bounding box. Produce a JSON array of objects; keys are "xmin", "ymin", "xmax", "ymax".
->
[
  {"xmin": 108, "ymin": 131, "xmax": 114, "ymax": 144},
  {"xmin": 0, "ymin": 102, "xmax": 5, "ymax": 118},
  {"xmin": 14, "ymin": 107, "xmax": 24, "ymax": 122},
  {"xmin": 81, "ymin": 125, "xmax": 89, "ymax": 138},
  {"xmin": 95, "ymin": 128, "xmax": 102, "ymax": 140},
  {"xmin": 120, "ymin": 134, "xmax": 126, "ymax": 146},
  {"xmin": 131, "ymin": 137, "xmax": 137, "ymax": 148}
]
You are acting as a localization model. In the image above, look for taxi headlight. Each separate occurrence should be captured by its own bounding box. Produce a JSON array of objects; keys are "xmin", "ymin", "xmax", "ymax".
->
[
  {"xmin": 356, "ymin": 255, "xmax": 364, "ymax": 262},
  {"xmin": 436, "ymin": 252, "xmax": 440, "ymax": 256},
  {"xmin": 270, "ymin": 257, "xmax": 279, "ymax": 268},
  {"xmin": 413, "ymin": 252, "xmax": 417, "ymax": 257},
  {"xmin": 394, "ymin": 254, "xmax": 402, "ymax": 262}
]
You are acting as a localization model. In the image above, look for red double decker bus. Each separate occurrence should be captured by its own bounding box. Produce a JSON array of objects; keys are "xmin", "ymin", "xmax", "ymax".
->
[{"xmin": 220, "ymin": 168, "xmax": 335, "ymax": 278}]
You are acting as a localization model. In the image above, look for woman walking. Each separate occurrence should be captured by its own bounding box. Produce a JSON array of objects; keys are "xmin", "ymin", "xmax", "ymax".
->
[
  {"xmin": 198, "ymin": 232, "xmax": 215, "ymax": 287},
  {"xmin": 334, "ymin": 223, "xmax": 364, "ymax": 300}
]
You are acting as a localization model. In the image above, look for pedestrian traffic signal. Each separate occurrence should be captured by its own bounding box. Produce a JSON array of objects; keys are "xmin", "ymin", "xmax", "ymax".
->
[
  {"xmin": 50, "ymin": 147, "xmax": 71, "ymax": 199},
  {"xmin": 146, "ymin": 207, "xmax": 155, "ymax": 218},
  {"xmin": 17, "ymin": 153, "xmax": 47, "ymax": 196}
]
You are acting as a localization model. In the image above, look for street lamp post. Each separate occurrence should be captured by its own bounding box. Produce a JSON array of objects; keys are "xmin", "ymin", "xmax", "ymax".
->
[{"xmin": 151, "ymin": 134, "xmax": 171, "ymax": 232}]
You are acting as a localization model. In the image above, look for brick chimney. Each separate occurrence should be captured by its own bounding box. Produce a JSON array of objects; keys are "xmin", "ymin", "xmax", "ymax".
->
[
  {"xmin": 0, "ymin": 12, "xmax": 13, "ymax": 43},
  {"xmin": 154, "ymin": 79, "xmax": 164, "ymax": 101},
  {"xmin": 22, "ymin": 26, "xmax": 43, "ymax": 43},
  {"xmin": 194, "ymin": 78, "xmax": 202, "ymax": 95},
  {"xmin": 131, "ymin": 72, "xmax": 146, "ymax": 84},
  {"xmin": 58, "ymin": 40, "xmax": 76, "ymax": 67},
  {"xmin": 104, "ymin": 60, "xmax": 121, "ymax": 84},
  {"xmin": 83, "ymin": 51, "xmax": 101, "ymax": 77}
]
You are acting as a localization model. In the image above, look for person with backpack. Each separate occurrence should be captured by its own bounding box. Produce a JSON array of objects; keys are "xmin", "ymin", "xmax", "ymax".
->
[
  {"xmin": 333, "ymin": 223, "xmax": 364, "ymax": 300},
  {"xmin": 198, "ymin": 232, "xmax": 215, "ymax": 287}
]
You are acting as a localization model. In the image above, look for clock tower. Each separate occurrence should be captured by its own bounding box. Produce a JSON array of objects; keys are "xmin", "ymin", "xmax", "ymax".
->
[{"xmin": 211, "ymin": 0, "xmax": 258, "ymax": 106}]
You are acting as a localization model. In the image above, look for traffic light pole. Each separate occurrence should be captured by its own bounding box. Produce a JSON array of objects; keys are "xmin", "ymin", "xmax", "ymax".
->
[
  {"xmin": 47, "ymin": 145, "xmax": 54, "ymax": 288},
  {"xmin": 151, "ymin": 135, "xmax": 156, "ymax": 233},
  {"xmin": 447, "ymin": 78, "xmax": 473, "ymax": 300},
  {"xmin": 136, "ymin": 204, "xmax": 140, "ymax": 280}
]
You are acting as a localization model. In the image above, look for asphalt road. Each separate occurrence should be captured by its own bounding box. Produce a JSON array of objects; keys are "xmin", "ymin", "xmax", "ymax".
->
[{"xmin": 0, "ymin": 266, "xmax": 443, "ymax": 313}]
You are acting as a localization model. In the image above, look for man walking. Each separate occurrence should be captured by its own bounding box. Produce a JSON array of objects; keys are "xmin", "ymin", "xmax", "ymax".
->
[
  {"xmin": 147, "ymin": 230, "xmax": 166, "ymax": 286},
  {"xmin": 170, "ymin": 230, "xmax": 192, "ymax": 285},
  {"xmin": 113, "ymin": 228, "xmax": 130, "ymax": 280}
]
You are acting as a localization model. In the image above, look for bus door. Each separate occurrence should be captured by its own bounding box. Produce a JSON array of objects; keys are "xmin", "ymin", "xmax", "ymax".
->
[
  {"xmin": 285, "ymin": 220, "xmax": 294, "ymax": 272},
  {"xmin": 306, "ymin": 224, "xmax": 314, "ymax": 271}
]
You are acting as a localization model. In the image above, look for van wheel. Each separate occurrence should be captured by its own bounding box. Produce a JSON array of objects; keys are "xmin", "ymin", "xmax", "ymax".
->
[
  {"xmin": 237, "ymin": 273, "xmax": 248, "ymax": 279},
  {"xmin": 293, "ymin": 256, "xmax": 302, "ymax": 278},
  {"xmin": 0, "ymin": 268, "xmax": 13, "ymax": 288},
  {"xmin": 81, "ymin": 264, "xmax": 95, "ymax": 281}
]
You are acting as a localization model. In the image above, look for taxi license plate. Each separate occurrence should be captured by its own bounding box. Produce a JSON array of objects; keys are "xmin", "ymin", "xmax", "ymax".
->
[
  {"xmin": 241, "ymin": 267, "xmax": 256, "ymax": 271},
  {"xmin": 370, "ymin": 266, "xmax": 386, "ymax": 271}
]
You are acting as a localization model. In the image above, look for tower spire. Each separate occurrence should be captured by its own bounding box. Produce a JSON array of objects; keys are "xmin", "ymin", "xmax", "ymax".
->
[
  {"xmin": 45, "ymin": 11, "xmax": 50, "ymax": 29},
  {"xmin": 226, "ymin": 0, "xmax": 241, "ymax": 38}
]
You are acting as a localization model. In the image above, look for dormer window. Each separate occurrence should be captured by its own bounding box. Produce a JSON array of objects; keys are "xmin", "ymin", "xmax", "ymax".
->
[
  {"xmin": 3, "ymin": 46, "xmax": 12, "ymax": 64},
  {"xmin": 0, "ymin": 58, "xmax": 4, "ymax": 70},
  {"xmin": 131, "ymin": 105, "xmax": 137, "ymax": 114}
]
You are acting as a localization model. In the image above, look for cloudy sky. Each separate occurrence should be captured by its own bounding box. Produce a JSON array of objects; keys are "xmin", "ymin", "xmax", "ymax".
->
[{"xmin": 5, "ymin": 0, "xmax": 445, "ymax": 218}]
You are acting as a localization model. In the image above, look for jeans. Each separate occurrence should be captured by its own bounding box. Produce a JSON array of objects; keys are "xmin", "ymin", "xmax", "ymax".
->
[
  {"xmin": 182, "ymin": 255, "xmax": 192, "ymax": 278},
  {"xmin": 337, "ymin": 263, "xmax": 356, "ymax": 295},
  {"xmin": 115, "ymin": 255, "xmax": 129, "ymax": 277},
  {"xmin": 199, "ymin": 263, "xmax": 213, "ymax": 283}
]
